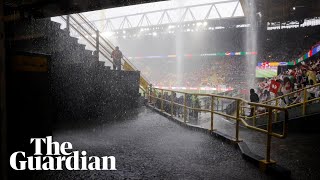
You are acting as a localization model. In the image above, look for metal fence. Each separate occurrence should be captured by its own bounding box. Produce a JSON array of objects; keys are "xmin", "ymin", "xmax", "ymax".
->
[{"xmin": 147, "ymin": 86, "xmax": 289, "ymax": 165}]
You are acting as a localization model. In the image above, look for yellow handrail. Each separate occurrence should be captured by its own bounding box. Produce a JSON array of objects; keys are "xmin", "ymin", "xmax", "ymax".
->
[
  {"xmin": 263, "ymin": 83, "xmax": 320, "ymax": 104},
  {"xmin": 148, "ymin": 87, "xmax": 290, "ymax": 165},
  {"xmin": 244, "ymin": 83, "xmax": 320, "ymax": 120},
  {"xmin": 60, "ymin": 14, "xmax": 151, "ymax": 92}
]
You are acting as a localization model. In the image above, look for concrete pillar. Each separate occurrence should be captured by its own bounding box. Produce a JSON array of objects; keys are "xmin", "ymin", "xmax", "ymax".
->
[{"xmin": 0, "ymin": 0, "xmax": 7, "ymax": 179}]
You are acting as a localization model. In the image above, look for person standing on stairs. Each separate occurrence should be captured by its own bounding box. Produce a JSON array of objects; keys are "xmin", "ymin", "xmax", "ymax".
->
[{"xmin": 111, "ymin": 46, "xmax": 123, "ymax": 70}]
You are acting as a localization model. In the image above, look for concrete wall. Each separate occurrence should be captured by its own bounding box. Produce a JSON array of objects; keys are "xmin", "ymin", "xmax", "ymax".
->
[{"xmin": 5, "ymin": 18, "xmax": 141, "ymax": 166}]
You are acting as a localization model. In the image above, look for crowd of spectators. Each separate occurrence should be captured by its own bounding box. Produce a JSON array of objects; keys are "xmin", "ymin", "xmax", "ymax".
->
[
  {"xmin": 259, "ymin": 26, "xmax": 320, "ymax": 62},
  {"xmin": 257, "ymin": 57, "xmax": 320, "ymax": 106},
  {"xmin": 133, "ymin": 56, "xmax": 247, "ymax": 89},
  {"xmin": 126, "ymin": 24, "xmax": 320, "ymax": 93}
]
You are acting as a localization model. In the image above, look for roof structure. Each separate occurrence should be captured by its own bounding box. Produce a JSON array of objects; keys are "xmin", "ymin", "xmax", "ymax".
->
[{"xmin": 77, "ymin": 0, "xmax": 244, "ymax": 31}]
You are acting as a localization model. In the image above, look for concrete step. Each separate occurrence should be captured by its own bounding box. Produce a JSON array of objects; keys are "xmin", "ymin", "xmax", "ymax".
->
[
  {"xmin": 11, "ymin": 19, "xmax": 62, "ymax": 41},
  {"xmin": 246, "ymin": 102, "xmax": 320, "ymax": 127},
  {"xmin": 11, "ymin": 34, "xmax": 96, "ymax": 65},
  {"xmin": 11, "ymin": 31, "xmax": 81, "ymax": 52},
  {"xmin": 51, "ymin": 49, "xmax": 96, "ymax": 65}
]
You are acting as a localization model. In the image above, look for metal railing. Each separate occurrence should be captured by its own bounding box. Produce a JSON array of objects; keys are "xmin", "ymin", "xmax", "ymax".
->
[
  {"xmin": 241, "ymin": 83, "xmax": 320, "ymax": 125},
  {"xmin": 59, "ymin": 14, "xmax": 150, "ymax": 91},
  {"xmin": 148, "ymin": 86, "xmax": 289, "ymax": 165}
]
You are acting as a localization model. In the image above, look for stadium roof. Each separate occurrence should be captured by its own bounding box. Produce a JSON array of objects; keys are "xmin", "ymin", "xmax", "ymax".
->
[
  {"xmin": 4, "ymin": 0, "xmax": 165, "ymax": 18},
  {"xmin": 5, "ymin": 0, "xmax": 320, "ymax": 23},
  {"xmin": 77, "ymin": 0, "xmax": 244, "ymax": 31}
]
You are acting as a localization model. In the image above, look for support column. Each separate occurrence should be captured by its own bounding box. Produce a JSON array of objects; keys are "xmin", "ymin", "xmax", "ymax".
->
[
  {"xmin": 66, "ymin": 15, "xmax": 70, "ymax": 33},
  {"xmin": 95, "ymin": 30, "xmax": 99, "ymax": 60},
  {"xmin": 0, "ymin": 0, "xmax": 7, "ymax": 179}
]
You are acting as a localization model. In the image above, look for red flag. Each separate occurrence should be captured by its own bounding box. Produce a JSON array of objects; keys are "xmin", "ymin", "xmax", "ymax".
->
[
  {"xmin": 269, "ymin": 80, "xmax": 281, "ymax": 94},
  {"xmin": 308, "ymin": 50, "xmax": 312, "ymax": 57}
]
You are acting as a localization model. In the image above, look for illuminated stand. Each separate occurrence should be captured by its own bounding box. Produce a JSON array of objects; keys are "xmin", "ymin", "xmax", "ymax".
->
[{"xmin": 128, "ymin": 51, "xmax": 258, "ymax": 60}]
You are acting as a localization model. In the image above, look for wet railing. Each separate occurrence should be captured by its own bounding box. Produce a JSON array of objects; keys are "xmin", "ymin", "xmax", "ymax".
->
[
  {"xmin": 242, "ymin": 83, "xmax": 320, "ymax": 125},
  {"xmin": 148, "ymin": 86, "xmax": 289, "ymax": 165},
  {"xmin": 59, "ymin": 14, "xmax": 150, "ymax": 91}
]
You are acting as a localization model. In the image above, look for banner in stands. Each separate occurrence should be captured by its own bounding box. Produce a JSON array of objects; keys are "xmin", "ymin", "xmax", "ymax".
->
[
  {"xmin": 312, "ymin": 44, "xmax": 320, "ymax": 56},
  {"xmin": 286, "ymin": 43, "xmax": 320, "ymax": 66},
  {"xmin": 259, "ymin": 43, "xmax": 320, "ymax": 66},
  {"xmin": 257, "ymin": 62, "xmax": 282, "ymax": 67},
  {"xmin": 128, "ymin": 52, "xmax": 257, "ymax": 59},
  {"xmin": 269, "ymin": 80, "xmax": 281, "ymax": 94},
  {"xmin": 153, "ymin": 86, "xmax": 233, "ymax": 91}
]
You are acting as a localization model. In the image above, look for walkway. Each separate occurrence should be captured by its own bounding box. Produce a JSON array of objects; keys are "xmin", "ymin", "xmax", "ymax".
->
[
  {"xmin": 34, "ymin": 107, "xmax": 271, "ymax": 179},
  {"xmin": 196, "ymin": 112, "xmax": 320, "ymax": 180}
]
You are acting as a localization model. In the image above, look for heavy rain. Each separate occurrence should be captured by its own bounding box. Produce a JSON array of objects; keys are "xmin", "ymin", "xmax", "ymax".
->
[{"xmin": 2, "ymin": 0, "xmax": 320, "ymax": 179}]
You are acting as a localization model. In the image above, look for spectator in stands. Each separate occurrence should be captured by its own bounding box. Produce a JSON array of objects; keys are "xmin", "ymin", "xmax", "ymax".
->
[
  {"xmin": 156, "ymin": 94, "xmax": 161, "ymax": 109},
  {"xmin": 281, "ymin": 77, "xmax": 293, "ymax": 105},
  {"xmin": 260, "ymin": 90, "xmax": 271, "ymax": 103},
  {"xmin": 177, "ymin": 96, "xmax": 184, "ymax": 118},
  {"xmin": 111, "ymin": 46, "xmax": 123, "ymax": 70},
  {"xmin": 250, "ymin": 89, "xmax": 259, "ymax": 116},
  {"xmin": 256, "ymin": 90, "xmax": 271, "ymax": 113},
  {"xmin": 250, "ymin": 89, "xmax": 260, "ymax": 103},
  {"xmin": 172, "ymin": 92, "xmax": 178, "ymax": 116},
  {"xmin": 164, "ymin": 92, "xmax": 170, "ymax": 112},
  {"xmin": 306, "ymin": 68, "xmax": 317, "ymax": 85},
  {"xmin": 192, "ymin": 95, "xmax": 201, "ymax": 119},
  {"xmin": 307, "ymin": 80, "xmax": 317, "ymax": 99},
  {"xmin": 292, "ymin": 84, "xmax": 304, "ymax": 104},
  {"xmin": 316, "ymin": 71, "xmax": 320, "ymax": 83}
]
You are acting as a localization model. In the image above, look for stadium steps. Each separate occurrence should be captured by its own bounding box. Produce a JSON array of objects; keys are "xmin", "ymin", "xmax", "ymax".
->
[
  {"xmin": 9, "ymin": 21, "xmax": 98, "ymax": 65},
  {"xmin": 257, "ymin": 112, "xmax": 320, "ymax": 134},
  {"xmin": 244, "ymin": 102, "xmax": 320, "ymax": 128},
  {"xmin": 7, "ymin": 18, "xmax": 110, "ymax": 120},
  {"xmin": 51, "ymin": 14, "xmax": 150, "ymax": 91}
]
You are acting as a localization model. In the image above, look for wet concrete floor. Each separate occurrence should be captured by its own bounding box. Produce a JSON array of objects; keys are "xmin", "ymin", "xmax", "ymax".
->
[
  {"xmin": 197, "ymin": 112, "xmax": 320, "ymax": 180},
  {"xmin": 34, "ymin": 107, "xmax": 271, "ymax": 179}
]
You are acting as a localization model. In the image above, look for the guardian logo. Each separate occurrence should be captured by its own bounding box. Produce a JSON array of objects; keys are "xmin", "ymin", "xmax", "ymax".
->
[{"xmin": 10, "ymin": 136, "xmax": 116, "ymax": 170}]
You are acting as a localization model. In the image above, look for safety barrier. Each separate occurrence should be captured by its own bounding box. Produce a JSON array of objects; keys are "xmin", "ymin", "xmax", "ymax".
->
[
  {"xmin": 59, "ymin": 14, "xmax": 150, "ymax": 91},
  {"xmin": 148, "ymin": 86, "xmax": 288, "ymax": 165},
  {"xmin": 241, "ymin": 83, "xmax": 320, "ymax": 125}
]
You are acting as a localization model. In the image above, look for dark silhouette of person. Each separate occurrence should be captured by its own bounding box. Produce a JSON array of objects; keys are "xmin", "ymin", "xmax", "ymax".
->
[
  {"xmin": 111, "ymin": 46, "xmax": 123, "ymax": 70},
  {"xmin": 249, "ymin": 89, "xmax": 259, "ymax": 117}
]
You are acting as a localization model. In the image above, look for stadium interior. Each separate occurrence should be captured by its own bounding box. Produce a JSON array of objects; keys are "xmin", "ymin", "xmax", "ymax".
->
[{"xmin": 1, "ymin": 0, "xmax": 320, "ymax": 179}]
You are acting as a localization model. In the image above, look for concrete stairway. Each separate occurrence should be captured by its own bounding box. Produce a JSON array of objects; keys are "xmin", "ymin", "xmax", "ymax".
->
[{"xmin": 7, "ymin": 18, "xmax": 140, "ymax": 122}]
